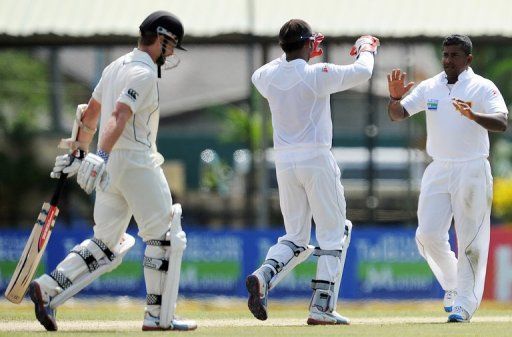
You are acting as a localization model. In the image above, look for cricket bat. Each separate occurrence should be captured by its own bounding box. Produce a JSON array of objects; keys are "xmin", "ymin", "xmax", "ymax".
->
[{"xmin": 4, "ymin": 151, "xmax": 83, "ymax": 304}]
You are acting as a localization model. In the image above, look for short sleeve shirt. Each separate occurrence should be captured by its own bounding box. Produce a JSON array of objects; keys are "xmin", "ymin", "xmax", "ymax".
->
[
  {"xmin": 92, "ymin": 48, "xmax": 160, "ymax": 152},
  {"xmin": 401, "ymin": 68, "xmax": 508, "ymax": 161}
]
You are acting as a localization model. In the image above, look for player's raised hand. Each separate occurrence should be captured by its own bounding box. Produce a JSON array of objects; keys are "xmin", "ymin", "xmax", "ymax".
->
[
  {"xmin": 350, "ymin": 35, "xmax": 379, "ymax": 58},
  {"xmin": 387, "ymin": 69, "xmax": 414, "ymax": 100},
  {"xmin": 452, "ymin": 98, "xmax": 476, "ymax": 120}
]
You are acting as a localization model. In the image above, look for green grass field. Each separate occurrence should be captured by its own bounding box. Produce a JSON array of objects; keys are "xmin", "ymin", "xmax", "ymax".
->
[{"xmin": 1, "ymin": 298, "xmax": 511, "ymax": 337}]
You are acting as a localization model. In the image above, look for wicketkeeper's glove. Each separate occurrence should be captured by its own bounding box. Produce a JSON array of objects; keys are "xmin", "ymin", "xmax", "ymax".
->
[{"xmin": 350, "ymin": 35, "xmax": 380, "ymax": 58}]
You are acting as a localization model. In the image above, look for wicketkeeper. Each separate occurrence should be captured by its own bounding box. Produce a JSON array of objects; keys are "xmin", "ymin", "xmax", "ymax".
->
[
  {"xmin": 28, "ymin": 10, "xmax": 196, "ymax": 331},
  {"xmin": 246, "ymin": 19, "xmax": 378, "ymax": 325}
]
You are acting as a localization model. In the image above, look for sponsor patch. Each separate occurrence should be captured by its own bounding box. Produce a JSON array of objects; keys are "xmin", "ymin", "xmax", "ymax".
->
[
  {"xmin": 127, "ymin": 88, "xmax": 138, "ymax": 101},
  {"xmin": 427, "ymin": 99, "xmax": 439, "ymax": 110}
]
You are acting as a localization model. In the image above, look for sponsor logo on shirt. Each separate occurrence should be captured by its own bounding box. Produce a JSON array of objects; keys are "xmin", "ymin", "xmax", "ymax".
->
[
  {"xmin": 322, "ymin": 65, "xmax": 329, "ymax": 73},
  {"xmin": 427, "ymin": 99, "xmax": 439, "ymax": 110},
  {"xmin": 127, "ymin": 88, "xmax": 138, "ymax": 101}
]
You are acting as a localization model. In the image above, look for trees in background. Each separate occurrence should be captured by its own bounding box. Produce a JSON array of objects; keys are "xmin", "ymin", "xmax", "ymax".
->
[{"xmin": 0, "ymin": 50, "xmax": 51, "ymax": 226}]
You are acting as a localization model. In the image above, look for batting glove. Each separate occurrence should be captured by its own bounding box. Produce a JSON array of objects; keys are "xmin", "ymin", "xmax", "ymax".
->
[
  {"xmin": 77, "ymin": 153, "xmax": 110, "ymax": 194},
  {"xmin": 50, "ymin": 154, "xmax": 82, "ymax": 179}
]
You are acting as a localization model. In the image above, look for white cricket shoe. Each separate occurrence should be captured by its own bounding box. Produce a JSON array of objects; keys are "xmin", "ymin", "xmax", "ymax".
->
[
  {"xmin": 307, "ymin": 307, "xmax": 350, "ymax": 325},
  {"xmin": 246, "ymin": 271, "xmax": 268, "ymax": 320},
  {"xmin": 29, "ymin": 281, "xmax": 58, "ymax": 331},
  {"xmin": 142, "ymin": 313, "xmax": 197, "ymax": 331},
  {"xmin": 443, "ymin": 290, "xmax": 457, "ymax": 312},
  {"xmin": 447, "ymin": 306, "xmax": 470, "ymax": 323}
]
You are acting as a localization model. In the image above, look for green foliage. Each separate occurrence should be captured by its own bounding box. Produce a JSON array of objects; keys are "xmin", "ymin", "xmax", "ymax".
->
[
  {"xmin": 0, "ymin": 50, "xmax": 49, "ymax": 128},
  {"xmin": 474, "ymin": 47, "xmax": 512, "ymax": 221},
  {"xmin": 219, "ymin": 105, "xmax": 272, "ymax": 152},
  {"xmin": 199, "ymin": 149, "xmax": 232, "ymax": 195},
  {"xmin": 472, "ymin": 45, "xmax": 512, "ymax": 105},
  {"xmin": 0, "ymin": 50, "xmax": 51, "ymax": 226}
]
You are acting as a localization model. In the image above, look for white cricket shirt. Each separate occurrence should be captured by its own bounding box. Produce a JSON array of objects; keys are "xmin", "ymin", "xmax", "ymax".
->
[
  {"xmin": 93, "ymin": 48, "xmax": 160, "ymax": 152},
  {"xmin": 402, "ymin": 67, "xmax": 508, "ymax": 161},
  {"xmin": 252, "ymin": 52, "xmax": 374, "ymax": 163}
]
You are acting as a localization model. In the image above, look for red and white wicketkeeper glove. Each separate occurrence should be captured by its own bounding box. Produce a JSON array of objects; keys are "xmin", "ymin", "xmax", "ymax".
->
[{"xmin": 350, "ymin": 35, "xmax": 380, "ymax": 58}]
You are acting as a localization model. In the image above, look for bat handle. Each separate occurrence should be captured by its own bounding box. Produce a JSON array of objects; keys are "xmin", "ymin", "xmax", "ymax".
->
[
  {"xmin": 50, "ymin": 174, "xmax": 68, "ymax": 207},
  {"xmin": 49, "ymin": 149, "xmax": 86, "ymax": 207}
]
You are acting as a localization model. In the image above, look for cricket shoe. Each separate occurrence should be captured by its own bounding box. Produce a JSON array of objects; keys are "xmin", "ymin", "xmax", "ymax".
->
[
  {"xmin": 443, "ymin": 290, "xmax": 457, "ymax": 312},
  {"xmin": 307, "ymin": 307, "xmax": 350, "ymax": 325},
  {"xmin": 246, "ymin": 272, "xmax": 268, "ymax": 320},
  {"xmin": 142, "ymin": 313, "xmax": 197, "ymax": 331},
  {"xmin": 29, "ymin": 281, "xmax": 58, "ymax": 331},
  {"xmin": 447, "ymin": 306, "xmax": 470, "ymax": 323}
]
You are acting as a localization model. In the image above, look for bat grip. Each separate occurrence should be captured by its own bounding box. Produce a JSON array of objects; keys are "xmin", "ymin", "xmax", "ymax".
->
[
  {"xmin": 50, "ymin": 174, "xmax": 68, "ymax": 207},
  {"xmin": 49, "ymin": 149, "xmax": 85, "ymax": 207}
]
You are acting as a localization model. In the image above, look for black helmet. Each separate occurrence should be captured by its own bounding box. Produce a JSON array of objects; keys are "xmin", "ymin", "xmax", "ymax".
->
[{"xmin": 139, "ymin": 10, "xmax": 186, "ymax": 51}]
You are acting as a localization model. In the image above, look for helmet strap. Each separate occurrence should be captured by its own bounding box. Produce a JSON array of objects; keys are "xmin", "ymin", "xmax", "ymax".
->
[
  {"xmin": 156, "ymin": 55, "xmax": 164, "ymax": 78},
  {"xmin": 156, "ymin": 36, "xmax": 169, "ymax": 78}
]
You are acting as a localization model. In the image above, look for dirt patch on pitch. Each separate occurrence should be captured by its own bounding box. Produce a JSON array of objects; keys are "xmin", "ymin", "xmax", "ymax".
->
[{"xmin": 2, "ymin": 316, "xmax": 512, "ymax": 331}]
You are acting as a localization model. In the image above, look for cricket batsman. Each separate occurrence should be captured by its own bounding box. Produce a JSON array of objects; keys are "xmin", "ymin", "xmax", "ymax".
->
[{"xmin": 28, "ymin": 10, "xmax": 196, "ymax": 331}]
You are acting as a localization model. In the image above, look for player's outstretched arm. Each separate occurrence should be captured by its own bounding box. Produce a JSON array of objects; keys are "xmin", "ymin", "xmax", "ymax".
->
[
  {"xmin": 316, "ymin": 36, "xmax": 379, "ymax": 95},
  {"xmin": 387, "ymin": 69, "xmax": 414, "ymax": 121},
  {"xmin": 339, "ymin": 36, "xmax": 380, "ymax": 89}
]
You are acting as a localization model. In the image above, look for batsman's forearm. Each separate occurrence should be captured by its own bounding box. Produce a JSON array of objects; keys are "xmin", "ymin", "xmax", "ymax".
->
[
  {"xmin": 473, "ymin": 112, "xmax": 508, "ymax": 132},
  {"xmin": 76, "ymin": 98, "xmax": 101, "ymax": 148},
  {"xmin": 98, "ymin": 116, "xmax": 126, "ymax": 153},
  {"xmin": 98, "ymin": 103, "xmax": 133, "ymax": 153},
  {"xmin": 388, "ymin": 100, "xmax": 409, "ymax": 121}
]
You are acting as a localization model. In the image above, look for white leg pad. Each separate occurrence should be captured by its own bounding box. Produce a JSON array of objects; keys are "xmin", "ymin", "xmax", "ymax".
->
[
  {"xmin": 49, "ymin": 233, "xmax": 135, "ymax": 309},
  {"xmin": 267, "ymin": 241, "xmax": 315, "ymax": 290},
  {"xmin": 160, "ymin": 204, "xmax": 187, "ymax": 329},
  {"xmin": 334, "ymin": 220, "xmax": 352, "ymax": 310},
  {"xmin": 311, "ymin": 220, "xmax": 352, "ymax": 312}
]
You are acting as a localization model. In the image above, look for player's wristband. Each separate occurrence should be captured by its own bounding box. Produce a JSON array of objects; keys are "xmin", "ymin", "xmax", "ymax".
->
[
  {"xmin": 97, "ymin": 149, "xmax": 110, "ymax": 163},
  {"xmin": 389, "ymin": 96, "xmax": 402, "ymax": 101}
]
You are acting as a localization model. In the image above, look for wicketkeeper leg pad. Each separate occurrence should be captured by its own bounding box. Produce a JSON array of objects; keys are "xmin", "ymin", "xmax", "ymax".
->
[
  {"xmin": 263, "ymin": 240, "xmax": 314, "ymax": 291},
  {"xmin": 48, "ymin": 233, "xmax": 135, "ymax": 309},
  {"xmin": 312, "ymin": 220, "xmax": 352, "ymax": 312}
]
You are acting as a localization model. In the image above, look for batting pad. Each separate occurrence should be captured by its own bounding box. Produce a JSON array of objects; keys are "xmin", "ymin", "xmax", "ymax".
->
[{"xmin": 49, "ymin": 233, "xmax": 135, "ymax": 309}]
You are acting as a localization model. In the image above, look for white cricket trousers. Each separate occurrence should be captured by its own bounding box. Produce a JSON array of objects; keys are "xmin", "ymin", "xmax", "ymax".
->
[
  {"xmin": 416, "ymin": 158, "xmax": 492, "ymax": 316},
  {"xmin": 274, "ymin": 149, "xmax": 346, "ymax": 251},
  {"xmin": 93, "ymin": 149, "xmax": 173, "ymax": 248}
]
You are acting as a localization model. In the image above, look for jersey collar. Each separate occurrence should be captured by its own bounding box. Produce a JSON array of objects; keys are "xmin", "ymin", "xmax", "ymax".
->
[
  {"xmin": 440, "ymin": 67, "xmax": 475, "ymax": 84},
  {"xmin": 126, "ymin": 48, "xmax": 158, "ymax": 73},
  {"xmin": 281, "ymin": 53, "xmax": 308, "ymax": 67}
]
